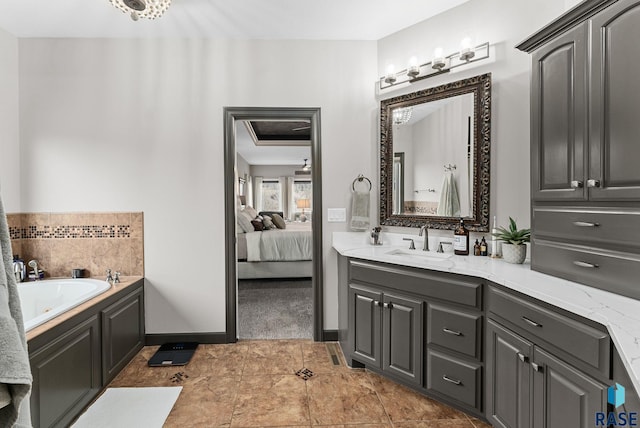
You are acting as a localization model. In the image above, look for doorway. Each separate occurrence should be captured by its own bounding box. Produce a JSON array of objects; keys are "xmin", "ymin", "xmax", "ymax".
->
[{"xmin": 224, "ymin": 107, "xmax": 323, "ymax": 342}]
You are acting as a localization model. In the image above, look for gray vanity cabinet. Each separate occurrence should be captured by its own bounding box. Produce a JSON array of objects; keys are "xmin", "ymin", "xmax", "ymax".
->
[
  {"xmin": 519, "ymin": 0, "xmax": 640, "ymax": 301},
  {"xmin": 348, "ymin": 282, "xmax": 423, "ymax": 386},
  {"xmin": 486, "ymin": 285, "xmax": 609, "ymax": 428}
]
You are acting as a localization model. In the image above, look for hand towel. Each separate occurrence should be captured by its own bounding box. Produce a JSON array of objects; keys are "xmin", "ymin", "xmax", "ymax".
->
[
  {"xmin": 0, "ymin": 195, "xmax": 32, "ymax": 428},
  {"xmin": 350, "ymin": 191, "xmax": 370, "ymax": 231},
  {"xmin": 436, "ymin": 171, "xmax": 461, "ymax": 217}
]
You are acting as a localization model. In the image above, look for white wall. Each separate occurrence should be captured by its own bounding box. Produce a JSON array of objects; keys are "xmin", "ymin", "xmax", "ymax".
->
[
  {"xmin": 0, "ymin": 28, "xmax": 19, "ymax": 211},
  {"xmin": 18, "ymin": 38, "xmax": 377, "ymax": 333},
  {"xmin": 377, "ymin": 0, "xmax": 567, "ymax": 238}
]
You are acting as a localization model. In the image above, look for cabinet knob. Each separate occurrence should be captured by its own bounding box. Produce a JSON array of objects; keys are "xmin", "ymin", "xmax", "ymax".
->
[
  {"xmin": 517, "ymin": 352, "xmax": 529, "ymax": 363},
  {"xmin": 532, "ymin": 362, "xmax": 543, "ymax": 373},
  {"xmin": 573, "ymin": 260, "xmax": 599, "ymax": 269},
  {"xmin": 442, "ymin": 375, "xmax": 462, "ymax": 385},
  {"xmin": 587, "ymin": 179, "xmax": 601, "ymax": 188},
  {"xmin": 373, "ymin": 300, "xmax": 382, "ymax": 307},
  {"xmin": 442, "ymin": 327, "xmax": 463, "ymax": 336},
  {"xmin": 570, "ymin": 180, "xmax": 584, "ymax": 189},
  {"xmin": 382, "ymin": 302, "xmax": 393, "ymax": 309}
]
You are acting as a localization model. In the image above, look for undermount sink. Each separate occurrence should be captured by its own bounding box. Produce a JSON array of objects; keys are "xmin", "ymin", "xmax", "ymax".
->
[{"xmin": 385, "ymin": 248, "xmax": 453, "ymax": 262}]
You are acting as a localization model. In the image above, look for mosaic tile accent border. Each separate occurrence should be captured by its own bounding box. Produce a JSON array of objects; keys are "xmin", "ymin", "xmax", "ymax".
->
[{"xmin": 10, "ymin": 224, "xmax": 131, "ymax": 239}]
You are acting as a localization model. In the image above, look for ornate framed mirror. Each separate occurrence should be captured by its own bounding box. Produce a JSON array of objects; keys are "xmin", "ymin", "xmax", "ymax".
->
[{"xmin": 379, "ymin": 73, "xmax": 491, "ymax": 231}]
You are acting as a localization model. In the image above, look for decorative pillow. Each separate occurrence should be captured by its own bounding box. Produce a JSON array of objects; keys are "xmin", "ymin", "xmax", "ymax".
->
[
  {"xmin": 271, "ymin": 213, "xmax": 286, "ymax": 229},
  {"xmin": 251, "ymin": 219, "xmax": 264, "ymax": 231},
  {"xmin": 237, "ymin": 210, "xmax": 254, "ymax": 233},
  {"xmin": 262, "ymin": 215, "xmax": 275, "ymax": 229},
  {"xmin": 243, "ymin": 206, "xmax": 258, "ymax": 219}
]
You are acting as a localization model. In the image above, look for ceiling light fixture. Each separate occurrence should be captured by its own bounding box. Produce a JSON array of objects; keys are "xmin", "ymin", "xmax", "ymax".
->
[{"xmin": 109, "ymin": 0, "xmax": 171, "ymax": 21}]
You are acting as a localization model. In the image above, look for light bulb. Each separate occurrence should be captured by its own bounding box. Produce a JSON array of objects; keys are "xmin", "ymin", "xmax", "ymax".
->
[
  {"xmin": 384, "ymin": 64, "xmax": 397, "ymax": 84},
  {"xmin": 407, "ymin": 56, "xmax": 420, "ymax": 78},
  {"xmin": 432, "ymin": 47, "xmax": 446, "ymax": 70},
  {"xmin": 460, "ymin": 36, "xmax": 475, "ymax": 61}
]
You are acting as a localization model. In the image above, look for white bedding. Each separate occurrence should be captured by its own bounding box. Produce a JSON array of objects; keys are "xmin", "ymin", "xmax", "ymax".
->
[{"xmin": 245, "ymin": 224, "xmax": 312, "ymax": 262}]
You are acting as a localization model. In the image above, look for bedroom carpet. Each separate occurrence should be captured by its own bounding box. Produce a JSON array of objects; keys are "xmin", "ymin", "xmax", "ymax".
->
[{"xmin": 238, "ymin": 278, "xmax": 312, "ymax": 339}]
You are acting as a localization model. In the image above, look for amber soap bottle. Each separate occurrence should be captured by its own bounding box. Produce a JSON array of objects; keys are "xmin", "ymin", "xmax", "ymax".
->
[{"xmin": 454, "ymin": 218, "xmax": 469, "ymax": 255}]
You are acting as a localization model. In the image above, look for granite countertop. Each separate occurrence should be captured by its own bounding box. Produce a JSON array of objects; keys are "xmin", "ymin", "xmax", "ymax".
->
[
  {"xmin": 26, "ymin": 276, "xmax": 144, "ymax": 342},
  {"xmin": 333, "ymin": 231, "xmax": 640, "ymax": 395}
]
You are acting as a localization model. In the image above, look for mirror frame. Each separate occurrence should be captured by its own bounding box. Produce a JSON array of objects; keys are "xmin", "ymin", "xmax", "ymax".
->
[{"xmin": 379, "ymin": 73, "xmax": 491, "ymax": 231}]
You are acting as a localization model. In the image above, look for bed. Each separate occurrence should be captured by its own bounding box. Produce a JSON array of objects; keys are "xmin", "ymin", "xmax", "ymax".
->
[{"xmin": 237, "ymin": 221, "xmax": 313, "ymax": 279}]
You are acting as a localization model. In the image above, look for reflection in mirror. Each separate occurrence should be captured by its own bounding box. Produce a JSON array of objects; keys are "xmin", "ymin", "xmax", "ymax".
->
[{"xmin": 380, "ymin": 73, "xmax": 491, "ymax": 231}]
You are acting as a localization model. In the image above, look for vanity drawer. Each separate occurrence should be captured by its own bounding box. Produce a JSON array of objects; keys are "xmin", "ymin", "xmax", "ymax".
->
[
  {"xmin": 532, "ymin": 239, "xmax": 640, "ymax": 301},
  {"xmin": 427, "ymin": 303, "xmax": 481, "ymax": 360},
  {"xmin": 488, "ymin": 285, "xmax": 609, "ymax": 375},
  {"xmin": 426, "ymin": 349, "xmax": 481, "ymax": 410},
  {"xmin": 349, "ymin": 260, "xmax": 482, "ymax": 309},
  {"xmin": 533, "ymin": 207, "xmax": 640, "ymax": 249}
]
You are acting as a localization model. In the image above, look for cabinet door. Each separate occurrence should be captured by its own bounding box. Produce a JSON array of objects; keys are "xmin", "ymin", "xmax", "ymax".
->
[
  {"xmin": 532, "ymin": 347, "xmax": 607, "ymax": 428},
  {"xmin": 486, "ymin": 320, "xmax": 533, "ymax": 428},
  {"xmin": 531, "ymin": 23, "xmax": 587, "ymax": 201},
  {"xmin": 102, "ymin": 287, "xmax": 145, "ymax": 384},
  {"xmin": 589, "ymin": 0, "xmax": 640, "ymax": 200},
  {"xmin": 348, "ymin": 283, "xmax": 382, "ymax": 367},
  {"xmin": 30, "ymin": 316, "xmax": 101, "ymax": 428},
  {"xmin": 382, "ymin": 292, "xmax": 422, "ymax": 386}
]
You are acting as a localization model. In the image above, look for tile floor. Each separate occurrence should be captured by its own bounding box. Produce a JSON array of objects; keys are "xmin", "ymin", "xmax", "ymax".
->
[{"xmin": 108, "ymin": 340, "xmax": 492, "ymax": 428}]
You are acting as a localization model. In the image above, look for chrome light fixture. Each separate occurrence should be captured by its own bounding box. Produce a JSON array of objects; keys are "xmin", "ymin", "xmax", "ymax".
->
[
  {"xmin": 109, "ymin": 0, "xmax": 171, "ymax": 21},
  {"xmin": 393, "ymin": 107, "xmax": 413, "ymax": 125}
]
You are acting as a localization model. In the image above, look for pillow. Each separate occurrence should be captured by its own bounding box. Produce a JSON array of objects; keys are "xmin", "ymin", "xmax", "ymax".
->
[
  {"xmin": 237, "ymin": 210, "xmax": 254, "ymax": 233},
  {"xmin": 251, "ymin": 219, "xmax": 264, "ymax": 231},
  {"xmin": 243, "ymin": 206, "xmax": 258, "ymax": 219},
  {"xmin": 262, "ymin": 215, "xmax": 275, "ymax": 229},
  {"xmin": 271, "ymin": 213, "xmax": 286, "ymax": 229}
]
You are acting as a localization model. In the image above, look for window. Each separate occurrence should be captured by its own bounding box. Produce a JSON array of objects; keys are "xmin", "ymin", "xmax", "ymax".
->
[
  {"xmin": 260, "ymin": 179, "xmax": 282, "ymax": 211},
  {"xmin": 293, "ymin": 179, "xmax": 312, "ymax": 218}
]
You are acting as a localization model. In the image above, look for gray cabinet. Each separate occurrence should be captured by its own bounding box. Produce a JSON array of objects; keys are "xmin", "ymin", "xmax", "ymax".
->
[
  {"xmin": 101, "ymin": 287, "xmax": 145, "ymax": 384},
  {"xmin": 486, "ymin": 285, "xmax": 609, "ymax": 428},
  {"xmin": 520, "ymin": 0, "xmax": 640, "ymax": 301},
  {"xmin": 340, "ymin": 256, "xmax": 484, "ymax": 416},
  {"xmin": 348, "ymin": 282, "xmax": 422, "ymax": 386},
  {"xmin": 28, "ymin": 279, "xmax": 145, "ymax": 428},
  {"xmin": 29, "ymin": 316, "xmax": 101, "ymax": 428}
]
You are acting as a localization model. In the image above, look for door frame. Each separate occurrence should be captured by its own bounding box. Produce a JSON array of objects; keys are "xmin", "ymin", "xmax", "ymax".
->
[{"xmin": 223, "ymin": 106, "xmax": 323, "ymax": 342}]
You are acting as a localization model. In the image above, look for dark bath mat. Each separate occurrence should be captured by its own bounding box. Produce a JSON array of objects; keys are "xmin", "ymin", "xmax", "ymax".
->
[{"xmin": 148, "ymin": 342, "xmax": 198, "ymax": 367}]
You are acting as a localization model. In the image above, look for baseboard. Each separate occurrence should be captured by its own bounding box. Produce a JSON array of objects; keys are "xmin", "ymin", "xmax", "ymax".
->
[
  {"xmin": 145, "ymin": 332, "xmax": 227, "ymax": 345},
  {"xmin": 322, "ymin": 330, "xmax": 339, "ymax": 341},
  {"xmin": 146, "ymin": 330, "xmax": 338, "ymax": 345}
]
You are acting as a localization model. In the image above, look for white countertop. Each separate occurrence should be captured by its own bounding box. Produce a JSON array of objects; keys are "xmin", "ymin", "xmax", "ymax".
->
[{"xmin": 333, "ymin": 231, "xmax": 640, "ymax": 395}]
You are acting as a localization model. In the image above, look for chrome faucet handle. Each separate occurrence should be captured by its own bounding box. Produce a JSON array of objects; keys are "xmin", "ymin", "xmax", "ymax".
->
[
  {"xmin": 437, "ymin": 242, "xmax": 444, "ymax": 253},
  {"xmin": 114, "ymin": 271, "xmax": 121, "ymax": 283},
  {"xmin": 403, "ymin": 238, "xmax": 416, "ymax": 250},
  {"xmin": 106, "ymin": 269, "xmax": 114, "ymax": 283}
]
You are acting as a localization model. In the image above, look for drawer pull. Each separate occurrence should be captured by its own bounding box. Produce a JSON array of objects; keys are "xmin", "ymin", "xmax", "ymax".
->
[
  {"xmin": 442, "ymin": 375, "xmax": 462, "ymax": 386},
  {"xmin": 570, "ymin": 180, "xmax": 583, "ymax": 189},
  {"xmin": 521, "ymin": 316, "xmax": 542, "ymax": 328},
  {"xmin": 517, "ymin": 352, "xmax": 529, "ymax": 363},
  {"xmin": 573, "ymin": 261, "xmax": 599, "ymax": 269},
  {"xmin": 587, "ymin": 179, "xmax": 601, "ymax": 188},
  {"xmin": 442, "ymin": 328, "xmax": 463, "ymax": 336},
  {"xmin": 572, "ymin": 221, "xmax": 600, "ymax": 227}
]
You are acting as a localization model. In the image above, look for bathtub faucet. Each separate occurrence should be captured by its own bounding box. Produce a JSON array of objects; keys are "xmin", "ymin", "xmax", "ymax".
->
[
  {"xmin": 28, "ymin": 259, "xmax": 40, "ymax": 281},
  {"xmin": 106, "ymin": 269, "xmax": 114, "ymax": 284}
]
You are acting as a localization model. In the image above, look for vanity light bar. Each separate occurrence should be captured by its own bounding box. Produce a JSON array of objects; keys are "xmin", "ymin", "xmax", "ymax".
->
[{"xmin": 379, "ymin": 42, "xmax": 490, "ymax": 91}]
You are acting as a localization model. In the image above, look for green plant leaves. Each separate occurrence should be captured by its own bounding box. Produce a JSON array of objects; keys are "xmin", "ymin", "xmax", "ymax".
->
[{"xmin": 491, "ymin": 216, "xmax": 530, "ymax": 245}]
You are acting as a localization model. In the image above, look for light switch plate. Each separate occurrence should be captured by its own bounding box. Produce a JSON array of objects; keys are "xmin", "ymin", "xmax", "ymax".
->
[{"xmin": 327, "ymin": 208, "xmax": 346, "ymax": 222}]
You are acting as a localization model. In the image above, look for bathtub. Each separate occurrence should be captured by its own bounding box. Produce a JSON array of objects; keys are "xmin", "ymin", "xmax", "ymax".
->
[{"xmin": 19, "ymin": 278, "xmax": 111, "ymax": 332}]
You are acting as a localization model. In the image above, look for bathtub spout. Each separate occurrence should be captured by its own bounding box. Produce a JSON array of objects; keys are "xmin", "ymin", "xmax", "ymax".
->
[{"xmin": 28, "ymin": 260, "xmax": 40, "ymax": 281}]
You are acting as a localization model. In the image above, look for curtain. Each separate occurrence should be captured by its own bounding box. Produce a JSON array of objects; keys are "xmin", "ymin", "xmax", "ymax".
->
[
  {"xmin": 286, "ymin": 176, "xmax": 295, "ymax": 220},
  {"xmin": 246, "ymin": 175, "xmax": 253, "ymax": 211},
  {"xmin": 253, "ymin": 176, "xmax": 263, "ymax": 210}
]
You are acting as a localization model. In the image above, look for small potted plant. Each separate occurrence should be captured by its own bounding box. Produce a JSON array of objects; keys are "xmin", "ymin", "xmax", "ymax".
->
[{"xmin": 492, "ymin": 217, "xmax": 531, "ymax": 264}]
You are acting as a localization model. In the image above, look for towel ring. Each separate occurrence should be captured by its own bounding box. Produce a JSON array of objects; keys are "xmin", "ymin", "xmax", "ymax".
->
[{"xmin": 352, "ymin": 174, "xmax": 372, "ymax": 192}]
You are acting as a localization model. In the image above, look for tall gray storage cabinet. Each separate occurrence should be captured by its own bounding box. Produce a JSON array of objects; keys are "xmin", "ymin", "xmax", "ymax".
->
[{"xmin": 517, "ymin": 0, "xmax": 640, "ymax": 300}]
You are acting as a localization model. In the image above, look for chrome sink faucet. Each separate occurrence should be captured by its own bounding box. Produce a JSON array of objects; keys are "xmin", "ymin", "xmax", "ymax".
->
[{"xmin": 419, "ymin": 225, "xmax": 430, "ymax": 251}]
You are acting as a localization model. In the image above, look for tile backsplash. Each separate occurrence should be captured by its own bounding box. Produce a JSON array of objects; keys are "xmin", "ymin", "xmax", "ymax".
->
[{"xmin": 7, "ymin": 212, "xmax": 144, "ymax": 279}]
